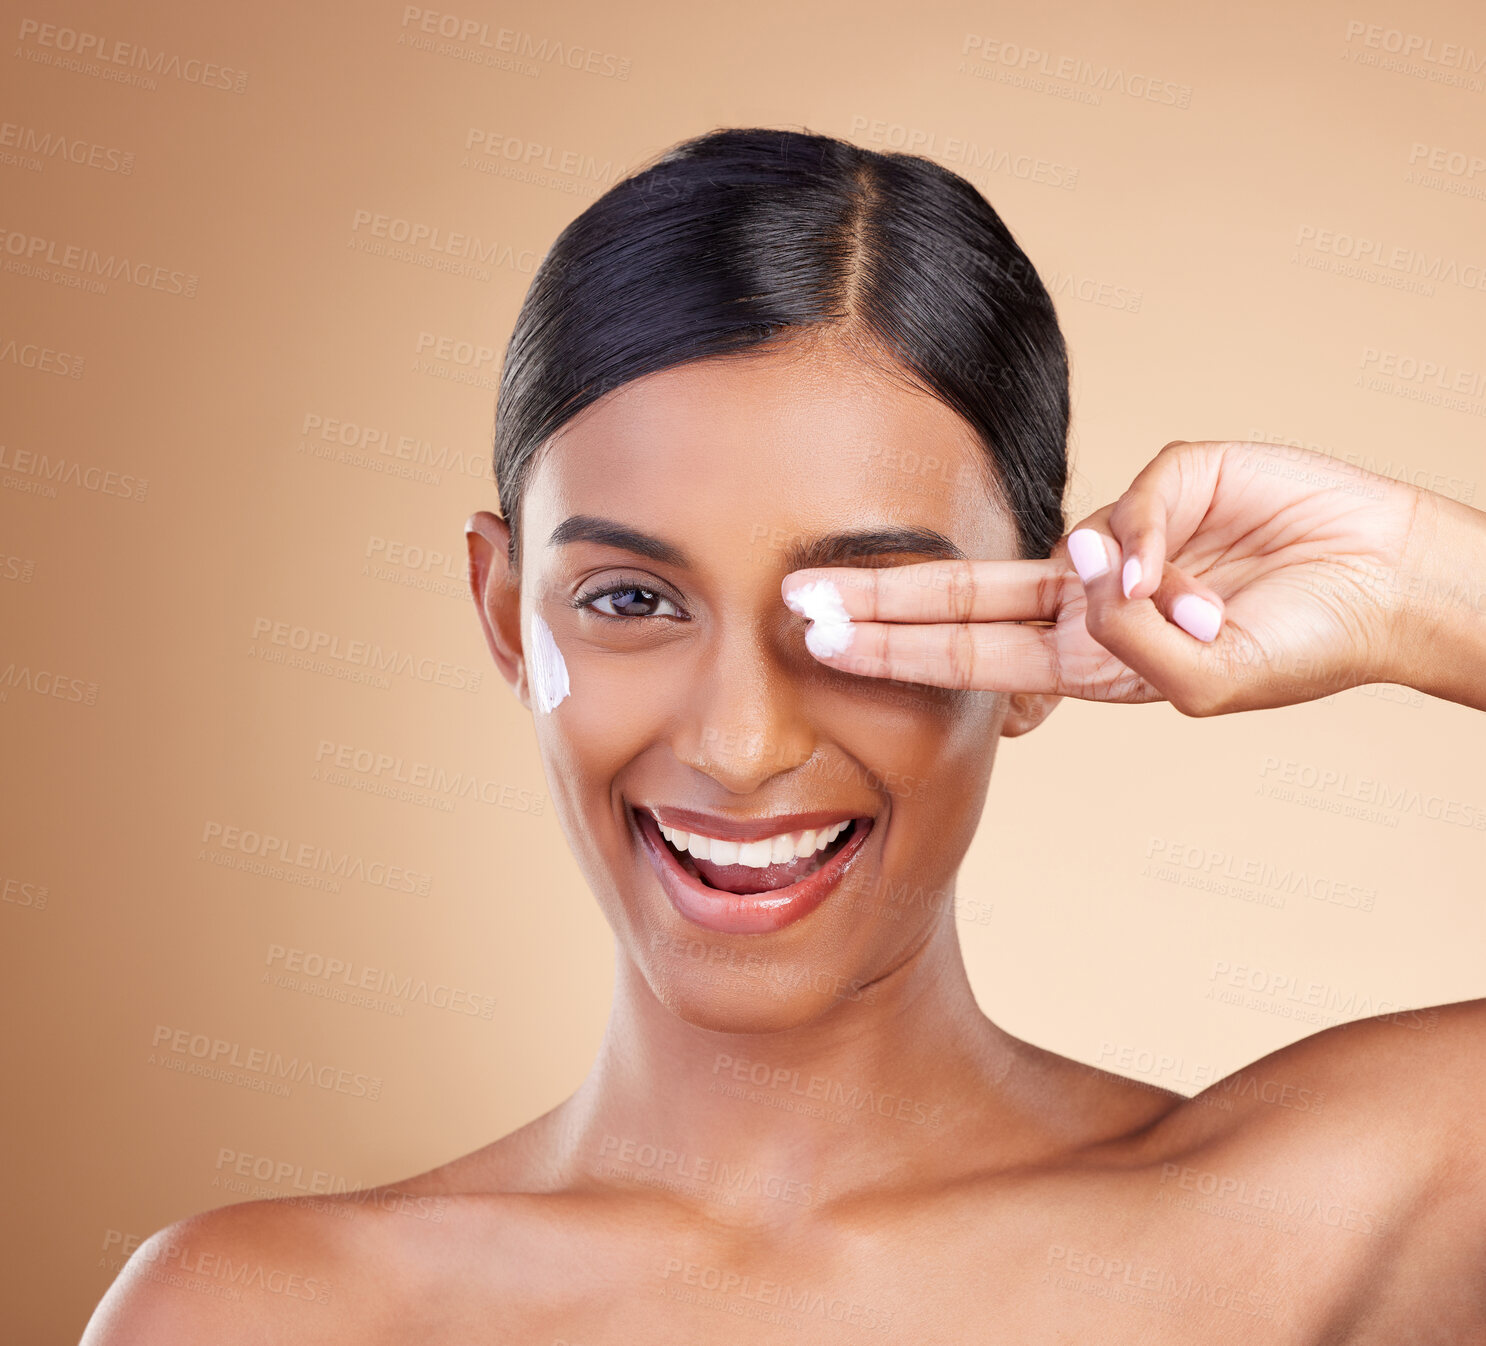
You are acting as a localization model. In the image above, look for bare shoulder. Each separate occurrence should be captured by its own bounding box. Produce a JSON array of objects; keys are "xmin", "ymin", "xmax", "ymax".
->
[
  {"xmin": 81, "ymin": 1112, "xmax": 592, "ymax": 1344},
  {"xmin": 1184, "ymin": 994, "xmax": 1486, "ymax": 1148},
  {"xmin": 79, "ymin": 1196, "xmax": 370, "ymax": 1344},
  {"xmin": 1147, "ymin": 996, "xmax": 1486, "ymax": 1256}
]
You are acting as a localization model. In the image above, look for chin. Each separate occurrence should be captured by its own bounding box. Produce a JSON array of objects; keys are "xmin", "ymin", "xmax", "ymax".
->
[{"xmin": 645, "ymin": 965, "xmax": 868, "ymax": 1036}]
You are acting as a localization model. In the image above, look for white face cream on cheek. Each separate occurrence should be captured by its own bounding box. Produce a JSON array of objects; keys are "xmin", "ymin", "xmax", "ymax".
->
[
  {"xmin": 527, "ymin": 610, "xmax": 571, "ymax": 713},
  {"xmin": 784, "ymin": 579, "xmax": 855, "ymax": 658}
]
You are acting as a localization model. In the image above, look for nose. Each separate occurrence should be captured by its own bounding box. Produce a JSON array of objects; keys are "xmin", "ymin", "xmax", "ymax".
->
[{"xmin": 670, "ymin": 622, "xmax": 818, "ymax": 795}]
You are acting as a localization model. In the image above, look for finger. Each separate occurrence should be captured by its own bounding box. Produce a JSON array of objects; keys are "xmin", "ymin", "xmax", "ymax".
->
[
  {"xmin": 1146, "ymin": 559, "xmax": 1228, "ymax": 644},
  {"xmin": 781, "ymin": 558, "xmax": 1065, "ymax": 624},
  {"xmin": 1077, "ymin": 441, "xmax": 1224, "ymax": 603},
  {"xmin": 1066, "ymin": 520, "xmax": 1229, "ymax": 642},
  {"xmin": 1076, "ymin": 533, "xmax": 1234, "ymax": 715},
  {"xmin": 800, "ymin": 618, "xmax": 1061, "ymax": 693}
]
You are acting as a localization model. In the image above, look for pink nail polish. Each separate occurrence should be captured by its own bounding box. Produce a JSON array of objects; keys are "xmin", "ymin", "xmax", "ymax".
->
[
  {"xmin": 1171, "ymin": 593, "xmax": 1221, "ymax": 642},
  {"xmin": 1067, "ymin": 528, "xmax": 1110, "ymax": 583}
]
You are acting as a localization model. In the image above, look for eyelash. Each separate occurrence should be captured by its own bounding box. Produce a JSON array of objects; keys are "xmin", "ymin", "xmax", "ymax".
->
[{"xmin": 571, "ymin": 576, "xmax": 688, "ymax": 622}]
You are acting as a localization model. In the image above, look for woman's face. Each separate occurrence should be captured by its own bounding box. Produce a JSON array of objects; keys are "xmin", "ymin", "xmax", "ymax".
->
[{"xmin": 470, "ymin": 336, "xmax": 1059, "ymax": 1032}]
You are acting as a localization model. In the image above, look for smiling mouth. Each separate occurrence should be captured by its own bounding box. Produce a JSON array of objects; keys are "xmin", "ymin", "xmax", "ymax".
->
[
  {"xmin": 630, "ymin": 805, "xmax": 875, "ymax": 935},
  {"xmin": 656, "ymin": 816, "xmax": 859, "ymax": 894}
]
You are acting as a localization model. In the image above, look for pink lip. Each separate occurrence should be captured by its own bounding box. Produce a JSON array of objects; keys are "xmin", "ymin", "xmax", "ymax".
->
[{"xmin": 633, "ymin": 807, "xmax": 875, "ymax": 935}]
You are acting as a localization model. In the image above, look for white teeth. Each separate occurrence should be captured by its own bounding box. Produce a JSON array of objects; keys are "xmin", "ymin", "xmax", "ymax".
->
[
  {"xmin": 737, "ymin": 839, "xmax": 773, "ymax": 866},
  {"xmin": 708, "ymin": 838, "xmax": 740, "ymax": 865},
  {"xmin": 653, "ymin": 813, "xmax": 854, "ymax": 869}
]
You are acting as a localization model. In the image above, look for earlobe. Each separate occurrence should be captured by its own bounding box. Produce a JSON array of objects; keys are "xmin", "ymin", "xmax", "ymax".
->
[
  {"xmin": 999, "ymin": 691, "xmax": 1062, "ymax": 738},
  {"xmin": 465, "ymin": 511, "xmax": 530, "ymax": 708}
]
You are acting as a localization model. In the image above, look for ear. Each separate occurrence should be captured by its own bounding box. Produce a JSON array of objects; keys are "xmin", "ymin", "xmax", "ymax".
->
[
  {"xmin": 465, "ymin": 511, "xmax": 530, "ymax": 710},
  {"xmin": 998, "ymin": 691, "xmax": 1062, "ymax": 738}
]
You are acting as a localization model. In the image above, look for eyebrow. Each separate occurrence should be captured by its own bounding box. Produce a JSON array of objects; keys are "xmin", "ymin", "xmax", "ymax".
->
[{"xmin": 547, "ymin": 514, "xmax": 966, "ymax": 569}]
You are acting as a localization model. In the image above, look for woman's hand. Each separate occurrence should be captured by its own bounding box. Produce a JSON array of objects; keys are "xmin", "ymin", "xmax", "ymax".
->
[{"xmin": 780, "ymin": 439, "xmax": 1478, "ymax": 716}]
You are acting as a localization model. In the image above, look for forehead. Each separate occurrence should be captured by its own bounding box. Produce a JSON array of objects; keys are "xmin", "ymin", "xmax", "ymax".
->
[{"xmin": 523, "ymin": 339, "xmax": 1018, "ymax": 563}]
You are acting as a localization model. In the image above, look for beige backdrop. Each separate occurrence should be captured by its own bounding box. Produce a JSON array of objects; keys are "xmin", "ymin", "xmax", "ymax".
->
[{"xmin": 3, "ymin": 0, "xmax": 1485, "ymax": 1338}]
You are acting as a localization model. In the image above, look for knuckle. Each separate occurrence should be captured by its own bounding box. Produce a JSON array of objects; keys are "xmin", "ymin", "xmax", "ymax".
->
[
  {"xmin": 1171, "ymin": 682, "xmax": 1225, "ymax": 717},
  {"xmin": 1035, "ymin": 567, "xmax": 1061, "ymax": 619},
  {"xmin": 880, "ymin": 621, "xmax": 898, "ymax": 678},
  {"xmin": 944, "ymin": 559, "xmax": 977, "ymax": 623},
  {"xmin": 1081, "ymin": 598, "xmax": 1111, "ymax": 642},
  {"xmin": 948, "ymin": 625, "xmax": 978, "ymax": 689}
]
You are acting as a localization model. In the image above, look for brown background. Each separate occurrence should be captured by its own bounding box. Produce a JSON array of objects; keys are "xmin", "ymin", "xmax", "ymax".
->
[{"xmin": 3, "ymin": 0, "xmax": 1484, "ymax": 1338}]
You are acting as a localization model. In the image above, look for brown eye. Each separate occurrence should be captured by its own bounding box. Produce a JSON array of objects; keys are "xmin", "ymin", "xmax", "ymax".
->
[{"xmin": 588, "ymin": 586, "xmax": 679, "ymax": 619}]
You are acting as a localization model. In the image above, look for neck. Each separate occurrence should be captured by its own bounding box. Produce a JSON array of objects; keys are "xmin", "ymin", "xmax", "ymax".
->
[{"xmin": 551, "ymin": 913, "xmax": 1027, "ymax": 1221}]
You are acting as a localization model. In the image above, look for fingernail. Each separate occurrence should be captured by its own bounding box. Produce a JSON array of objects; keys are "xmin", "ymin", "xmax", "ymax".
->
[
  {"xmin": 1171, "ymin": 593, "xmax": 1222, "ymax": 642},
  {"xmin": 1067, "ymin": 528, "xmax": 1110, "ymax": 583},
  {"xmin": 1121, "ymin": 556, "xmax": 1142, "ymax": 599}
]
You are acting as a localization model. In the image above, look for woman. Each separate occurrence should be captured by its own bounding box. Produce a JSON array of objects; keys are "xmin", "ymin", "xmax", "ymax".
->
[{"xmin": 85, "ymin": 127, "xmax": 1486, "ymax": 1342}]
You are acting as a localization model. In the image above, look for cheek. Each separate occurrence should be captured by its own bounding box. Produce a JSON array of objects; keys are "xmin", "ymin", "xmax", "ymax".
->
[
  {"xmin": 527, "ymin": 611, "xmax": 571, "ymax": 713},
  {"xmin": 810, "ymin": 682, "xmax": 1001, "ymax": 800},
  {"xmin": 530, "ymin": 631, "xmax": 675, "ymax": 798}
]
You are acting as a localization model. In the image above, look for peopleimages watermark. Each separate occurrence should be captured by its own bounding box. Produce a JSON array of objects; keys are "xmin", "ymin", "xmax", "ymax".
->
[
  {"xmin": 347, "ymin": 208, "xmax": 536, "ymax": 280},
  {"xmin": 958, "ymin": 34, "xmax": 1193, "ymax": 107},
  {"xmin": 295, "ymin": 411, "xmax": 488, "ymax": 486},
  {"xmin": 199, "ymin": 820, "xmax": 433, "ymax": 896},
  {"xmin": 848, "ymin": 116, "xmax": 1079, "ymax": 190},
  {"xmin": 1142, "ymin": 835, "xmax": 1378, "ymax": 913},
  {"xmin": 14, "ymin": 18, "xmax": 249, "ymax": 93},
  {"xmin": 657, "ymin": 1259, "xmax": 893, "ymax": 1333},
  {"xmin": 0, "ymin": 121, "xmax": 134, "ymax": 174},
  {"xmin": 1292, "ymin": 224, "xmax": 1486, "ymax": 297},
  {"xmin": 312, "ymin": 739, "xmax": 545, "ymax": 815},
  {"xmin": 709, "ymin": 1053, "xmax": 945, "ymax": 1128},
  {"xmin": 397, "ymin": 7, "xmax": 632, "ymax": 79},
  {"xmin": 598, "ymin": 1132, "xmax": 824, "ymax": 1208},
  {"xmin": 1405, "ymin": 142, "xmax": 1486, "ymax": 202},
  {"xmin": 207, "ymin": 1147, "xmax": 448, "ymax": 1225},
  {"xmin": 0, "ymin": 338, "xmax": 85, "ymax": 378},
  {"xmin": 1206, "ymin": 959, "xmax": 1440, "ymax": 1032},
  {"xmin": 0, "ymin": 551, "xmax": 36, "ymax": 582},
  {"xmin": 1341, "ymin": 19, "xmax": 1484, "ymax": 91},
  {"xmin": 0, "ymin": 659, "xmax": 98, "ymax": 706},
  {"xmin": 648, "ymin": 931, "xmax": 877, "ymax": 1005},
  {"xmin": 1156, "ymin": 1163, "xmax": 1386, "ymax": 1236},
  {"xmin": 0, "ymin": 445, "xmax": 148, "ymax": 505},
  {"xmin": 1094, "ymin": 1042, "xmax": 1326, "ymax": 1114},
  {"xmin": 1360, "ymin": 347, "xmax": 1486, "ymax": 394},
  {"xmin": 99, "ymin": 1229, "xmax": 330, "ymax": 1305},
  {"xmin": 0, "ymin": 444, "xmax": 145, "ymax": 501},
  {"xmin": 461, "ymin": 130, "xmax": 624, "ymax": 199},
  {"xmin": 2, "ymin": 874, "xmax": 49, "ymax": 910},
  {"xmin": 1247, "ymin": 426, "xmax": 1477, "ymax": 503},
  {"xmin": 1044, "ymin": 1243, "xmax": 1279, "ymax": 1319},
  {"xmin": 264, "ymin": 943, "xmax": 495, "ymax": 1019},
  {"xmin": 1256, "ymin": 755, "xmax": 1486, "ymax": 831},
  {"xmin": 0, "ymin": 225, "xmax": 198, "ymax": 297},
  {"xmin": 248, "ymin": 616, "xmax": 482, "ymax": 694},
  {"xmin": 148, "ymin": 1025, "xmax": 383, "ymax": 1101},
  {"xmin": 411, "ymin": 328, "xmax": 500, "ymax": 391},
  {"xmin": 362, "ymin": 533, "xmax": 468, "ymax": 604},
  {"xmin": 1352, "ymin": 350, "xmax": 1486, "ymax": 422}
]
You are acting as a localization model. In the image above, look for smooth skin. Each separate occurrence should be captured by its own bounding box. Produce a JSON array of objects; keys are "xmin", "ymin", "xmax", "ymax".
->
[{"xmin": 83, "ymin": 336, "xmax": 1486, "ymax": 1345}]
